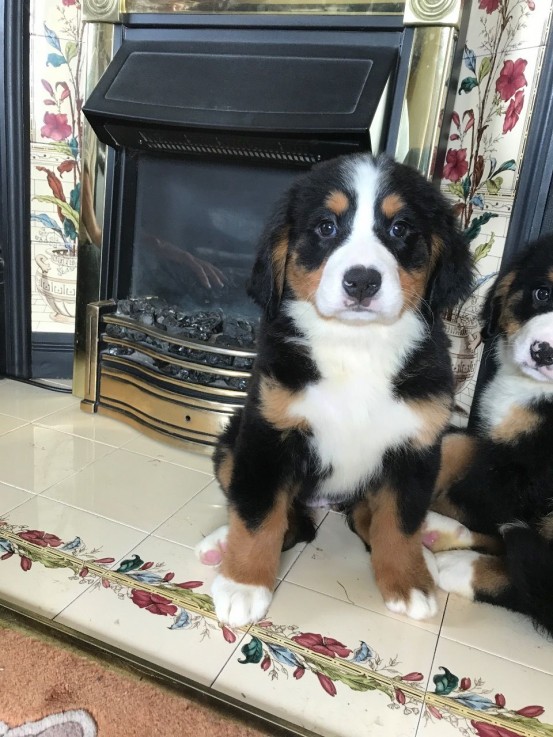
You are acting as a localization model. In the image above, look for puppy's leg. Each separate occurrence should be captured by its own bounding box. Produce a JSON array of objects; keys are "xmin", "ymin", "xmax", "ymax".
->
[
  {"xmin": 422, "ymin": 512, "xmax": 503, "ymax": 554},
  {"xmin": 282, "ymin": 498, "xmax": 317, "ymax": 551},
  {"xmin": 432, "ymin": 432, "xmax": 476, "ymax": 519},
  {"xmin": 436, "ymin": 550, "xmax": 512, "ymax": 603},
  {"xmin": 212, "ymin": 492, "xmax": 289, "ymax": 628},
  {"xmin": 351, "ymin": 489, "xmax": 438, "ymax": 620}
]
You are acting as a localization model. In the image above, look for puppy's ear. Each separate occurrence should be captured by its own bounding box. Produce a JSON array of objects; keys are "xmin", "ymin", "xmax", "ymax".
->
[
  {"xmin": 427, "ymin": 206, "xmax": 474, "ymax": 313},
  {"xmin": 479, "ymin": 270, "xmax": 515, "ymax": 340},
  {"xmin": 247, "ymin": 192, "xmax": 293, "ymax": 321}
]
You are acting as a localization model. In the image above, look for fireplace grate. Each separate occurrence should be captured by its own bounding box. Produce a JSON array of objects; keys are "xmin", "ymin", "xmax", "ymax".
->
[{"xmin": 138, "ymin": 130, "xmax": 323, "ymax": 165}]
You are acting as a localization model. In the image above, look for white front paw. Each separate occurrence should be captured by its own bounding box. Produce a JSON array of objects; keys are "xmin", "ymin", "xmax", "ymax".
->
[
  {"xmin": 385, "ymin": 588, "xmax": 438, "ymax": 620},
  {"xmin": 422, "ymin": 512, "xmax": 473, "ymax": 552},
  {"xmin": 435, "ymin": 550, "xmax": 478, "ymax": 599},
  {"xmin": 195, "ymin": 525, "xmax": 229, "ymax": 567},
  {"xmin": 211, "ymin": 574, "xmax": 272, "ymax": 628}
]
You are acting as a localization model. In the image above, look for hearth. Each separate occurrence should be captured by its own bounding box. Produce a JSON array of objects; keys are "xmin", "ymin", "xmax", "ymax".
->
[{"xmin": 76, "ymin": 0, "xmax": 467, "ymax": 451}]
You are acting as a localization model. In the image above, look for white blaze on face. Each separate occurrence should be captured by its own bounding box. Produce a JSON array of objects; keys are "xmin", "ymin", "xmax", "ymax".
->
[
  {"xmin": 511, "ymin": 311, "xmax": 553, "ymax": 381},
  {"xmin": 315, "ymin": 158, "xmax": 403, "ymax": 323}
]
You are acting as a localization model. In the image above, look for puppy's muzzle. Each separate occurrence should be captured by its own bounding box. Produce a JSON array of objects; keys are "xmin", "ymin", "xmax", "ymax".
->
[
  {"xmin": 530, "ymin": 340, "xmax": 553, "ymax": 367},
  {"xmin": 342, "ymin": 266, "xmax": 382, "ymax": 305}
]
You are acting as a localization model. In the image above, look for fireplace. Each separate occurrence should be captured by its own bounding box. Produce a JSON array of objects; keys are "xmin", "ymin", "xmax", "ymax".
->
[{"xmin": 76, "ymin": 0, "xmax": 467, "ymax": 452}]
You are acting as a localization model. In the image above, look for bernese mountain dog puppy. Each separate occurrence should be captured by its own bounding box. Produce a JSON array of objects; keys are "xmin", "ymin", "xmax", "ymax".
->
[
  {"xmin": 196, "ymin": 152, "xmax": 473, "ymax": 628},
  {"xmin": 425, "ymin": 234, "xmax": 553, "ymax": 638}
]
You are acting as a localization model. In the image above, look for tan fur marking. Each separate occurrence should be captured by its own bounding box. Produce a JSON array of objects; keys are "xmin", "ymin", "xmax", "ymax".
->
[
  {"xmin": 351, "ymin": 498, "xmax": 373, "ymax": 544},
  {"xmin": 407, "ymin": 395, "xmax": 452, "ymax": 448},
  {"xmin": 220, "ymin": 493, "xmax": 289, "ymax": 588},
  {"xmin": 399, "ymin": 267, "xmax": 428, "ymax": 311},
  {"xmin": 216, "ymin": 447, "xmax": 234, "ymax": 495},
  {"xmin": 490, "ymin": 404, "xmax": 542, "ymax": 443},
  {"xmin": 259, "ymin": 376, "xmax": 309, "ymax": 432},
  {"xmin": 381, "ymin": 194, "xmax": 405, "ymax": 219},
  {"xmin": 501, "ymin": 289, "xmax": 523, "ymax": 336},
  {"xmin": 548, "ymin": 268, "xmax": 553, "ymax": 283},
  {"xmin": 325, "ymin": 190, "xmax": 349, "ymax": 216},
  {"xmin": 285, "ymin": 252, "xmax": 325, "ymax": 303},
  {"xmin": 496, "ymin": 271, "xmax": 516, "ymax": 300},
  {"xmin": 472, "ymin": 555, "xmax": 509, "ymax": 595},
  {"xmin": 271, "ymin": 232, "xmax": 289, "ymax": 303},
  {"xmin": 429, "ymin": 235, "xmax": 444, "ymax": 273},
  {"xmin": 431, "ymin": 433, "xmax": 477, "ymax": 521},
  {"xmin": 365, "ymin": 489, "xmax": 434, "ymax": 602},
  {"xmin": 539, "ymin": 513, "xmax": 553, "ymax": 541}
]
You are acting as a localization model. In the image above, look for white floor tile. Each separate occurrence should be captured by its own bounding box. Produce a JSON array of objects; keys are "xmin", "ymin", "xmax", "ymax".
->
[
  {"xmin": 37, "ymin": 404, "xmax": 141, "ymax": 447},
  {"xmin": 285, "ymin": 511, "xmax": 447, "ymax": 633},
  {"xmin": 0, "ymin": 484, "xmax": 34, "ymax": 515},
  {"xmin": 0, "ymin": 380, "xmax": 77, "ymax": 421},
  {"xmin": 122, "ymin": 434, "xmax": 214, "ymax": 475},
  {"xmin": 0, "ymin": 414, "xmax": 28, "ymax": 436},
  {"xmin": 0, "ymin": 425, "xmax": 113, "ymax": 493},
  {"xmin": 44, "ymin": 448, "xmax": 212, "ymax": 532}
]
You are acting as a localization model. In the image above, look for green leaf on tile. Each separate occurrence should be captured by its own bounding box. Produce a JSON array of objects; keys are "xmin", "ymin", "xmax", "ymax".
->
[
  {"xmin": 316, "ymin": 660, "xmax": 378, "ymax": 692},
  {"xmin": 238, "ymin": 636, "xmax": 263, "ymax": 664},
  {"xmin": 433, "ymin": 666, "xmax": 459, "ymax": 695},
  {"xmin": 65, "ymin": 41, "xmax": 78, "ymax": 64},
  {"xmin": 485, "ymin": 177, "xmax": 503, "ymax": 195},
  {"xmin": 459, "ymin": 76, "xmax": 479, "ymax": 94},
  {"xmin": 33, "ymin": 196, "xmax": 79, "ymax": 228},
  {"xmin": 473, "ymin": 234, "xmax": 495, "ymax": 263},
  {"xmin": 478, "ymin": 57, "xmax": 492, "ymax": 82}
]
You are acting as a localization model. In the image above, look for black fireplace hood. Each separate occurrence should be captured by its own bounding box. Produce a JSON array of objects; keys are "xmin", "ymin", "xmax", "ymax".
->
[{"xmin": 84, "ymin": 28, "xmax": 399, "ymax": 165}]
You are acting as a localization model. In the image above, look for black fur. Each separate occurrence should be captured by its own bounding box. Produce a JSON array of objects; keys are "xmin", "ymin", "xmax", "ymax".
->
[{"xmin": 434, "ymin": 234, "xmax": 553, "ymax": 637}]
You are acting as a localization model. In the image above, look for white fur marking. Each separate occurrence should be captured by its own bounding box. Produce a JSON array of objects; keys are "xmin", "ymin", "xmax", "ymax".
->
[
  {"xmin": 211, "ymin": 574, "xmax": 272, "ymax": 628},
  {"xmin": 478, "ymin": 340, "xmax": 553, "ymax": 434},
  {"xmin": 512, "ymin": 312, "xmax": 553, "ymax": 382},
  {"xmin": 286, "ymin": 300, "xmax": 426, "ymax": 498},
  {"xmin": 315, "ymin": 158, "xmax": 404, "ymax": 323},
  {"xmin": 422, "ymin": 511, "xmax": 474, "ymax": 551},
  {"xmin": 435, "ymin": 550, "xmax": 479, "ymax": 599},
  {"xmin": 386, "ymin": 588, "xmax": 438, "ymax": 620},
  {"xmin": 195, "ymin": 525, "xmax": 228, "ymax": 566}
]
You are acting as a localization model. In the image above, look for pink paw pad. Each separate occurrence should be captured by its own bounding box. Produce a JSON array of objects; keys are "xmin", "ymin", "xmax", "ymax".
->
[
  {"xmin": 422, "ymin": 531, "xmax": 439, "ymax": 548},
  {"xmin": 200, "ymin": 548, "xmax": 223, "ymax": 566}
]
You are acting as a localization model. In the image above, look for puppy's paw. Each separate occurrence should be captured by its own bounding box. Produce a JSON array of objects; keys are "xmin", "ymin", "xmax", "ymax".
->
[
  {"xmin": 435, "ymin": 550, "xmax": 479, "ymax": 599},
  {"xmin": 385, "ymin": 588, "xmax": 438, "ymax": 620},
  {"xmin": 195, "ymin": 525, "xmax": 229, "ymax": 567},
  {"xmin": 422, "ymin": 512, "xmax": 474, "ymax": 552},
  {"xmin": 211, "ymin": 574, "xmax": 272, "ymax": 628}
]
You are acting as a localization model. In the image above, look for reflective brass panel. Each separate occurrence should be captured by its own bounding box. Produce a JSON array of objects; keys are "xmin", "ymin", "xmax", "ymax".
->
[
  {"xmin": 121, "ymin": 0, "xmax": 404, "ymax": 15},
  {"xmin": 394, "ymin": 25, "xmax": 457, "ymax": 177}
]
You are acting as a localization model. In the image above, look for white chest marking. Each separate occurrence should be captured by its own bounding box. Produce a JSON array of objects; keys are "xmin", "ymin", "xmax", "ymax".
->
[
  {"xmin": 478, "ymin": 343, "xmax": 553, "ymax": 433},
  {"xmin": 286, "ymin": 301, "xmax": 426, "ymax": 498}
]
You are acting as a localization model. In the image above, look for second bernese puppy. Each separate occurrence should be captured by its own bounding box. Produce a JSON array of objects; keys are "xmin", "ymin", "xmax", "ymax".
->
[
  {"xmin": 196, "ymin": 152, "xmax": 473, "ymax": 628},
  {"xmin": 424, "ymin": 234, "xmax": 553, "ymax": 638}
]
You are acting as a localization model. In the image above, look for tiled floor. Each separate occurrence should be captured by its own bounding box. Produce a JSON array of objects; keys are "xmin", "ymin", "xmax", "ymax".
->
[{"xmin": 1, "ymin": 379, "xmax": 552, "ymax": 737}]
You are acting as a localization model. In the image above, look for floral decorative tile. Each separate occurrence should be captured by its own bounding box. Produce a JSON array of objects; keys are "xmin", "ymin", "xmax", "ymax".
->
[
  {"xmin": 55, "ymin": 535, "xmax": 248, "ymax": 687},
  {"xmin": 43, "ymin": 447, "xmax": 212, "ymax": 532},
  {"xmin": 465, "ymin": 0, "xmax": 552, "ymax": 56},
  {"xmin": 284, "ymin": 511, "xmax": 447, "ymax": 634},
  {"xmin": 214, "ymin": 580, "xmax": 438, "ymax": 737},
  {"xmin": 417, "ymin": 637, "xmax": 553, "ymax": 737},
  {"xmin": 29, "ymin": 1, "xmax": 83, "ymax": 332},
  {"xmin": 0, "ymin": 495, "xmax": 146, "ymax": 617},
  {"xmin": 0, "ymin": 425, "xmax": 113, "ymax": 494}
]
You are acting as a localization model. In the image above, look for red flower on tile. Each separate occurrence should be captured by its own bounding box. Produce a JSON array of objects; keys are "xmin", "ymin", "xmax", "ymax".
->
[
  {"xmin": 316, "ymin": 673, "xmax": 337, "ymax": 696},
  {"xmin": 18, "ymin": 530, "xmax": 62, "ymax": 547},
  {"xmin": 478, "ymin": 0, "xmax": 500, "ymax": 13},
  {"xmin": 460, "ymin": 677, "xmax": 472, "ymax": 690},
  {"xmin": 221, "ymin": 625, "xmax": 236, "ymax": 644},
  {"xmin": 471, "ymin": 721, "xmax": 521, "ymax": 737},
  {"xmin": 130, "ymin": 589, "xmax": 178, "ymax": 616},
  {"xmin": 443, "ymin": 148, "xmax": 469, "ymax": 182},
  {"xmin": 261, "ymin": 655, "xmax": 271, "ymax": 671},
  {"xmin": 40, "ymin": 112, "xmax": 72, "ymax": 141},
  {"xmin": 401, "ymin": 672, "xmax": 424, "ymax": 682},
  {"xmin": 62, "ymin": 0, "xmax": 77, "ymax": 5},
  {"xmin": 495, "ymin": 693, "xmax": 506, "ymax": 708},
  {"xmin": 293, "ymin": 667, "xmax": 305, "ymax": 680},
  {"xmin": 496, "ymin": 59, "xmax": 527, "ymax": 102},
  {"xmin": 395, "ymin": 688, "xmax": 406, "ymax": 705},
  {"xmin": 291, "ymin": 632, "xmax": 351, "ymax": 659},
  {"xmin": 515, "ymin": 705, "xmax": 545, "ymax": 717},
  {"xmin": 20, "ymin": 556, "xmax": 32, "ymax": 571},
  {"xmin": 503, "ymin": 90, "xmax": 524, "ymax": 133}
]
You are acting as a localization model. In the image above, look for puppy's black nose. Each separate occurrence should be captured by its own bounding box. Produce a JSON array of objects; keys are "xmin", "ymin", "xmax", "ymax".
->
[
  {"xmin": 530, "ymin": 341, "xmax": 553, "ymax": 366},
  {"xmin": 342, "ymin": 266, "xmax": 382, "ymax": 302}
]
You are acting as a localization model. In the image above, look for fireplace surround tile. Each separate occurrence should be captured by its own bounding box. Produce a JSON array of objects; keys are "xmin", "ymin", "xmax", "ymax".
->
[
  {"xmin": 55, "ymin": 534, "xmax": 249, "ymax": 688},
  {"xmin": 0, "ymin": 494, "xmax": 147, "ymax": 618},
  {"xmin": 43, "ymin": 447, "xmax": 213, "ymax": 532},
  {"xmin": 0, "ymin": 424, "xmax": 113, "ymax": 494}
]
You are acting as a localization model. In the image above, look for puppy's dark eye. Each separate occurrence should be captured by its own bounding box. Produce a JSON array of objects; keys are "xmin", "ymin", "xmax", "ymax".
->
[
  {"xmin": 316, "ymin": 220, "xmax": 337, "ymax": 239},
  {"xmin": 533, "ymin": 287, "xmax": 551, "ymax": 304},
  {"xmin": 390, "ymin": 221, "xmax": 409, "ymax": 239}
]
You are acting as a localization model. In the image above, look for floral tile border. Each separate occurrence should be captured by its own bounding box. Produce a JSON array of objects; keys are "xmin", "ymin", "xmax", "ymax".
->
[{"xmin": 1, "ymin": 518, "xmax": 551, "ymax": 737}]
